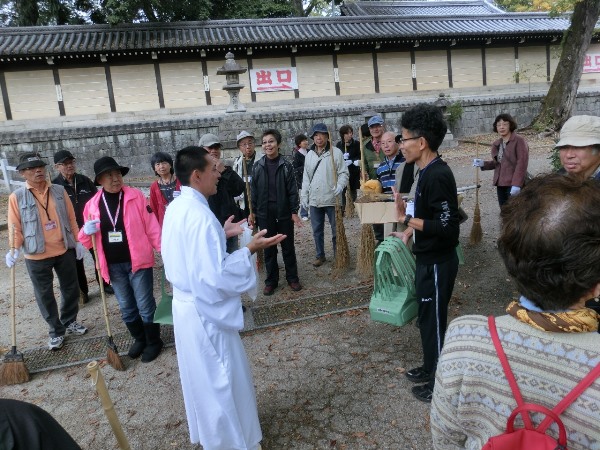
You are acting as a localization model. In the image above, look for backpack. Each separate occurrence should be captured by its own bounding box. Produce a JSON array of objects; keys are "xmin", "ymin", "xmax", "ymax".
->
[{"xmin": 483, "ymin": 316, "xmax": 600, "ymax": 450}]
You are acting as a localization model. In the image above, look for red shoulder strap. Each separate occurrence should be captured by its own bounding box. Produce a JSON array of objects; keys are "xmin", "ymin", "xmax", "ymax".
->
[{"xmin": 488, "ymin": 316, "xmax": 534, "ymax": 429}]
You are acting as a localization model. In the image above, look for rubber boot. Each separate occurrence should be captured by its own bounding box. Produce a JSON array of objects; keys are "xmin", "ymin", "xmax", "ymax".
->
[
  {"xmin": 141, "ymin": 322, "xmax": 163, "ymax": 363},
  {"xmin": 124, "ymin": 317, "xmax": 146, "ymax": 359}
]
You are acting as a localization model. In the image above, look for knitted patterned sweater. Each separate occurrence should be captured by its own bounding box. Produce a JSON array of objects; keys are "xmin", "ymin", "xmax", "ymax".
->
[{"xmin": 431, "ymin": 314, "xmax": 600, "ymax": 450}]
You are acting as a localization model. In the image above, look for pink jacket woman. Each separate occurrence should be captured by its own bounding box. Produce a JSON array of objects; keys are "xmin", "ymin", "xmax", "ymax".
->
[{"xmin": 78, "ymin": 186, "xmax": 161, "ymax": 284}]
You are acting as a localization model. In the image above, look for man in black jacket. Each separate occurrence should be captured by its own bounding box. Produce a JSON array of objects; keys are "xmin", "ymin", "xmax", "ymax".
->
[
  {"xmin": 200, "ymin": 133, "xmax": 246, "ymax": 253},
  {"xmin": 250, "ymin": 129, "xmax": 302, "ymax": 296},
  {"xmin": 52, "ymin": 150, "xmax": 113, "ymax": 302},
  {"xmin": 391, "ymin": 104, "xmax": 460, "ymax": 403}
]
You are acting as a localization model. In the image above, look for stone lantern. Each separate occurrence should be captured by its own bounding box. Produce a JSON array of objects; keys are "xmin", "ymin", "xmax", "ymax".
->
[{"xmin": 217, "ymin": 52, "xmax": 247, "ymax": 113}]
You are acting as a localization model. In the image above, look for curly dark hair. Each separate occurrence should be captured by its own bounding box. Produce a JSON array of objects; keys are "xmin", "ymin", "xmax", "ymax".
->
[
  {"xmin": 150, "ymin": 151, "xmax": 174, "ymax": 176},
  {"xmin": 498, "ymin": 173, "xmax": 600, "ymax": 310},
  {"xmin": 400, "ymin": 104, "xmax": 447, "ymax": 152},
  {"xmin": 493, "ymin": 113, "xmax": 518, "ymax": 133},
  {"xmin": 263, "ymin": 128, "xmax": 282, "ymax": 145}
]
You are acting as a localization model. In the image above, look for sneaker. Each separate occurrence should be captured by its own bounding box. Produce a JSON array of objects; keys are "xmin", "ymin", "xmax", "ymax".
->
[
  {"xmin": 312, "ymin": 257, "xmax": 326, "ymax": 267},
  {"xmin": 411, "ymin": 384, "xmax": 433, "ymax": 403},
  {"xmin": 65, "ymin": 321, "xmax": 88, "ymax": 336},
  {"xmin": 48, "ymin": 335, "xmax": 64, "ymax": 350},
  {"xmin": 288, "ymin": 281, "xmax": 302, "ymax": 291},
  {"xmin": 301, "ymin": 216, "xmax": 309, "ymax": 221},
  {"xmin": 405, "ymin": 366, "xmax": 431, "ymax": 383}
]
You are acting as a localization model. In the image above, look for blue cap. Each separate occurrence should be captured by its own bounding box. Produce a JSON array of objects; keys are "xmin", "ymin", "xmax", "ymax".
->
[
  {"xmin": 368, "ymin": 115, "xmax": 384, "ymax": 127},
  {"xmin": 311, "ymin": 123, "xmax": 329, "ymax": 138}
]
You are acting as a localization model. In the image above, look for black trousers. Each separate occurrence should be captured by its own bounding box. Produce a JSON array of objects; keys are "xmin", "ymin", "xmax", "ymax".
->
[
  {"xmin": 257, "ymin": 203, "xmax": 299, "ymax": 287},
  {"xmin": 415, "ymin": 253, "xmax": 459, "ymax": 388}
]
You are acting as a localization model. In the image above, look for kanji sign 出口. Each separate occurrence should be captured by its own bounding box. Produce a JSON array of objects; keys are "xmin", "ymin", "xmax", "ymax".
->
[{"xmin": 250, "ymin": 68, "xmax": 298, "ymax": 92}]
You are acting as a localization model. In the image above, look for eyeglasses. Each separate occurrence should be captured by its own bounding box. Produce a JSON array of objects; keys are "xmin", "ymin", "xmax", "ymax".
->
[{"xmin": 397, "ymin": 136, "xmax": 422, "ymax": 145}]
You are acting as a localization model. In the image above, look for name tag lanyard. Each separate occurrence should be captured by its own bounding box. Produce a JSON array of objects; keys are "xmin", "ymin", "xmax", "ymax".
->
[
  {"xmin": 102, "ymin": 191, "xmax": 122, "ymax": 232},
  {"xmin": 32, "ymin": 189, "xmax": 51, "ymax": 222}
]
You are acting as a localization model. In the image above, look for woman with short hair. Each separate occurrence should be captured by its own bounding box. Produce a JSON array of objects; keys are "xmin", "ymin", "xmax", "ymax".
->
[{"xmin": 149, "ymin": 151, "xmax": 181, "ymax": 228}]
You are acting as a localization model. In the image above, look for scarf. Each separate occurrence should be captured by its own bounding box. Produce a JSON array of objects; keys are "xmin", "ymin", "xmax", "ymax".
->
[{"xmin": 506, "ymin": 300, "xmax": 599, "ymax": 333}]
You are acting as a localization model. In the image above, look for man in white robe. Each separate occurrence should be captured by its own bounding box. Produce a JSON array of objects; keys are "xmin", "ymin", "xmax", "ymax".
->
[{"xmin": 161, "ymin": 146, "xmax": 285, "ymax": 450}]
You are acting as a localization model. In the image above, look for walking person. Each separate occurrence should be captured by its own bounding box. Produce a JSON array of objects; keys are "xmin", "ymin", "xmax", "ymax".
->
[
  {"xmin": 473, "ymin": 113, "xmax": 529, "ymax": 207},
  {"xmin": 292, "ymin": 133, "xmax": 310, "ymax": 221},
  {"xmin": 300, "ymin": 123, "xmax": 349, "ymax": 267},
  {"xmin": 250, "ymin": 129, "xmax": 302, "ymax": 296},
  {"xmin": 79, "ymin": 156, "xmax": 163, "ymax": 362},
  {"xmin": 6, "ymin": 152, "xmax": 88, "ymax": 350},
  {"xmin": 161, "ymin": 146, "xmax": 285, "ymax": 450},
  {"xmin": 149, "ymin": 151, "xmax": 181, "ymax": 228},
  {"xmin": 391, "ymin": 104, "xmax": 460, "ymax": 402}
]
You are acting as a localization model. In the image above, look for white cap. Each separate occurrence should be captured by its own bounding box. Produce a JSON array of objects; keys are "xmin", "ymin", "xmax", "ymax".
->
[
  {"xmin": 555, "ymin": 115, "xmax": 600, "ymax": 148},
  {"xmin": 236, "ymin": 130, "xmax": 254, "ymax": 145}
]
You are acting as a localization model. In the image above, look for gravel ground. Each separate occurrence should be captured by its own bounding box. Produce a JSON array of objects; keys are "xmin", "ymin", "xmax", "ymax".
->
[{"xmin": 0, "ymin": 132, "xmax": 554, "ymax": 449}]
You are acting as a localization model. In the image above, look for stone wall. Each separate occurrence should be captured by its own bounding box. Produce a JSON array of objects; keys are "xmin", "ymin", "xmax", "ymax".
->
[{"xmin": 2, "ymin": 88, "xmax": 600, "ymax": 182}]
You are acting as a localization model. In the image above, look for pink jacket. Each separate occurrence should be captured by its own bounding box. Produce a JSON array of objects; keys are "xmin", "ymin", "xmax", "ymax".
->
[{"xmin": 78, "ymin": 186, "xmax": 161, "ymax": 284}]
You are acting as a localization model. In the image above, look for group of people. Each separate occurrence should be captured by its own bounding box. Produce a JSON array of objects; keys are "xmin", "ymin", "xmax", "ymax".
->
[{"xmin": 5, "ymin": 107, "xmax": 600, "ymax": 450}]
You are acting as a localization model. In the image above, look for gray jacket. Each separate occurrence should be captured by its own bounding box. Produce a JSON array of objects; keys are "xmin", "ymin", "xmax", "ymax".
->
[{"xmin": 300, "ymin": 144, "xmax": 349, "ymax": 208}]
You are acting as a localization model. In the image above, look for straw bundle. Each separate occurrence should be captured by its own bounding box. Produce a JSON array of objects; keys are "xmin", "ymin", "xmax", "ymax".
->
[
  {"xmin": 469, "ymin": 141, "xmax": 483, "ymax": 245},
  {"xmin": 329, "ymin": 132, "xmax": 350, "ymax": 271}
]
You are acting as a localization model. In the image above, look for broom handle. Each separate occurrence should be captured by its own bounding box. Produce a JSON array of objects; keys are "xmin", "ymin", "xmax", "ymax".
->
[
  {"xmin": 475, "ymin": 142, "xmax": 480, "ymax": 199},
  {"xmin": 89, "ymin": 219, "xmax": 113, "ymax": 337},
  {"xmin": 242, "ymin": 157, "xmax": 254, "ymax": 218},
  {"xmin": 10, "ymin": 224, "xmax": 16, "ymax": 348},
  {"xmin": 87, "ymin": 361, "xmax": 131, "ymax": 450},
  {"xmin": 328, "ymin": 132, "xmax": 341, "ymax": 208},
  {"xmin": 359, "ymin": 128, "xmax": 366, "ymax": 182}
]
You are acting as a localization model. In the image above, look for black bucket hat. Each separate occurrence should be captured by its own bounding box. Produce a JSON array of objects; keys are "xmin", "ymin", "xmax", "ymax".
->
[
  {"xmin": 54, "ymin": 150, "xmax": 75, "ymax": 164},
  {"xmin": 93, "ymin": 156, "xmax": 129, "ymax": 185},
  {"xmin": 16, "ymin": 152, "xmax": 47, "ymax": 171}
]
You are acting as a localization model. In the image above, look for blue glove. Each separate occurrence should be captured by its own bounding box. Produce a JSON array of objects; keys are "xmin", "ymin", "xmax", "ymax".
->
[
  {"xmin": 82, "ymin": 219, "xmax": 100, "ymax": 235},
  {"xmin": 510, "ymin": 186, "xmax": 521, "ymax": 196},
  {"xmin": 75, "ymin": 242, "xmax": 86, "ymax": 260},
  {"xmin": 5, "ymin": 249, "xmax": 19, "ymax": 268},
  {"xmin": 473, "ymin": 158, "xmax": 484, "ymax": 167}
]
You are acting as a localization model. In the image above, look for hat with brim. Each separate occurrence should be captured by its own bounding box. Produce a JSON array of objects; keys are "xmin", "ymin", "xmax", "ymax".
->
[
  {"xmin": 54, "ymin": 150, "xmax": 75, "ymax": 164},
  {"xmin": 311, "ymin": 123, "xmax": 329, "ymax": 138},
  {"xmin": 555, "ymin": 115, "xmax": 600, "ymax": 148},
  {"xmin": 16, "ymin": 152, "xmax": 47, "ymax": 171},
  {"xmin": 93, "ymin": 156, "xmax": 129, "ymax": 185},
  {"xmin": 236, "ymin": 130, "xmax": 254, "ymax": 145},
  {"xmin": 199, "ymin": 133, "xmax": 221, "ymax": 148},
  {"xmin": 368, "ymin": 115, "xmax": 384, "ymax": 127}
]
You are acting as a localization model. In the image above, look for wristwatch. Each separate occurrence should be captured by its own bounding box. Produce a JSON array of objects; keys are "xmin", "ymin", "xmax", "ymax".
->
[{"xmin": 403, "ymin": 214, "xmax": 412, "ymax": 227}]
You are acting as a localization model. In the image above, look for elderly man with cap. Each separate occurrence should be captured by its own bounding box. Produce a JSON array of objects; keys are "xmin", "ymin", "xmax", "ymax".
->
[
  {"xmin": 79, "ymin": 156, "xmax": 163, "ymax": 363},
  {"xmin": 363, "ymin": 115, "xmax": 386, "ymax": 180},
  {"xmin": 556, "ymin": 115, "xmax": 600, "ymax": 181},
  {"xmin": 300, "ymin": 123, "xmax": 349, "ymax": 267},
  {"xmin": 6, "ymin": 152, "xmax": 88, "ymax": 350},
  {"xmin": 200, "ymin": 133, "xmax": 246, "ymax": 253},
  {"xmin": 233, "ymin": 130, "xmax": 263, "ymax": 218},
  {"xmin": 52, "ymin": 150, "xmax": 114, "ymax": 304}
]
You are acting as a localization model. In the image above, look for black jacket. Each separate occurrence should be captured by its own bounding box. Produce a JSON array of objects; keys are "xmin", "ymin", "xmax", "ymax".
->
[
  {"xmin": 336, "ymin": 138, "xmax": 361, "ymax": 190},
  {"xmin": 413, "ymin": 157, "xmax": 460, "ymax": 265},
  {"xmin": 292, "ymin": 148, "xmax": 307, "ymax": 189},
  {"xmin": 52, "ymin": 173, "xmax": 97, "ymax": 227},
  {"xmin": 251, "ymin": 155, "xmax": 299, "ymax": 222},
  {"xmin": 208, "ymin": 166, "xmax": 245, "ymax": 225}
]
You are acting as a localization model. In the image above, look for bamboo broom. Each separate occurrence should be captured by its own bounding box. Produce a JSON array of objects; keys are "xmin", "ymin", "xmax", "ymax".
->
[
  {"xmin": 329, "ymin": 131, "xmax": 350, "ymax": 271},
  {"xmin": 343, "ymin": 142, "xmax": 356, "ymax": 218},
  {"xmin": 356, "ymin": 127, "xmax": 375, "ymax": 277},
  {"xmin": 469, "ymin": 139, "xmax": 483, "ymax": 245},
  {"xmin": 90, "ymin": 222, "xmax": 125, "ymax": 371},
  {"xmin": 242, "ymin": 156, "xmax": 263, "ymax": 271},
  {"xmin": 87, "ymin": 361, "xmax": 131, "ymax": 450},
  {"xmin": 0, "ymin": 224, "xmax": 30, "ymax": 386}
]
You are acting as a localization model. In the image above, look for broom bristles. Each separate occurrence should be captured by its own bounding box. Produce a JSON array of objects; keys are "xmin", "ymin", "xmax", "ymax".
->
[
  {"xmin": 333, "ymin": 206, "xmax": 350, "ymax": 272},
  {"xmin": 357, "ymin": 224, "xmax": 376, "ymax": 278},
  {"xmin": 469, "ymin": 198, "xmax": 483, "ymax": 245},
  {"xmin": 344, "ymin": 188, "xmax": 355, "ymax": 218},
  {"xmin": 0, "ymin": 360, "xmax": 30, "ymax": 386},
  {"xmin": 106, "ymin": 340, "xmax": 126, "ymax": 371}
]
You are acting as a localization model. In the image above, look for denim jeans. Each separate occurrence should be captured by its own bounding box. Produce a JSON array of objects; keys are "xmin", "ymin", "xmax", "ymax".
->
[
  {"xmin": 25, "ymin": 249, "xmax": 80, "ymax": 338},
  {"xmin": 108, "ymin": 263, "xmax": 156, "ymax": 323},
  {"xmin": 309, "ymin": 205, "xmax": 336, "ymax": 259}
]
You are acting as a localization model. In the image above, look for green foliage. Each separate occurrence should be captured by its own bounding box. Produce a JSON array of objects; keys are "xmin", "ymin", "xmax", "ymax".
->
[
  {"xmin": 446, "ymin": 102, "xmax": 463, "ymax": 127},
  {"xmin": 495, "ymin": 0, "xmax": 577, "ymax": 13},
  {"xmin": 549, "ymin": 147, "xmax": 562, "ymax": 171}
]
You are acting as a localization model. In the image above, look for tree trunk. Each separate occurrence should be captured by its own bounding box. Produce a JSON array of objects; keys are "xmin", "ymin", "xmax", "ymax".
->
[{"xmin": 533, "ymin": 0, "xmax": 600, "ymax": 131}]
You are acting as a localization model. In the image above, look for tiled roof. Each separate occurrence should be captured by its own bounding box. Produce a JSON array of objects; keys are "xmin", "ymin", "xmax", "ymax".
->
[
  {"xmin": 341, "ymin": 0, "xmax": 504, "ymax": 17},
  {"xmin": 0, "ymin": 14, "xmax": 570, "ymax": 58}
]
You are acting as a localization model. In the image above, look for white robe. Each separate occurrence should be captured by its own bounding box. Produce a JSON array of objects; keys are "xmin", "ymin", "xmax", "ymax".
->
[{"xmin": 161, "ymin": 186, "xmax": 262, "ymax": 450}]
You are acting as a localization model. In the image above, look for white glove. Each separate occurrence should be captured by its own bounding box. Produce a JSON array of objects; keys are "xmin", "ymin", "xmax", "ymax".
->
[
  {"xmin": 345, "ymin": 160, "xmax": 352, "ymax": 167},
  {"xmin": 334, "ymin": 186, "xmax": 344, "ymax": 197},
  {"xmin": 472, "ymin": 158, "xmax": 484, "ymax": 167},
  {"xmin": 82, "ymin": 219, "xmax": 100, "ymax": 235},
  {"xmin": 343, "ymin": 152, "xmax": 350, "ymax": 160},
  {"xmin": 234, "ymin": 194, "xmax": 244, "ymax": 202},
  {"xmin": 5, "ymin": 249, "xmax": 19, "ymax": 268},
  {"xmin": 352, "ymin": 160, "xmax": 360, "ymax": 167},
  {"xmin": 510, "ymin": 186, "xmax": 521, "ymax": 196},
  {"xmin": 75, "ymin": 242, "xmax": 86, "ymax": 260}
]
